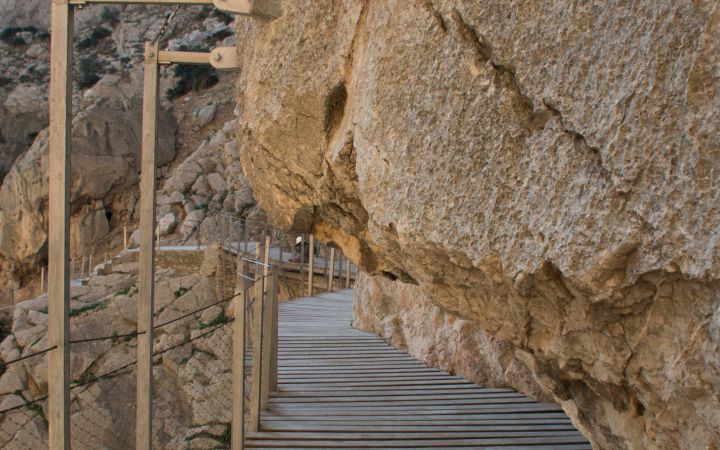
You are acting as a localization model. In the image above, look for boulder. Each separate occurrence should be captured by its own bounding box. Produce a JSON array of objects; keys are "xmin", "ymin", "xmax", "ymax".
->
[
  {"xmin": 158, "ymin": 212, "xmax": 178, "ymax": 236},
  {"xmin": 194, "ymin": 103, "xmax": 217, "ymax": 127},
  {"xmin": 206, "ymin": 173, "xmax": 226, "ymax": 194}
]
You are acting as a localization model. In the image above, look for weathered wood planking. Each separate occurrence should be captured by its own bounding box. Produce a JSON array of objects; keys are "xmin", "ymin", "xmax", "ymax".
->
[{"xmin": 246, "ymin": 290, "xmax": 591, "ymax": 449}]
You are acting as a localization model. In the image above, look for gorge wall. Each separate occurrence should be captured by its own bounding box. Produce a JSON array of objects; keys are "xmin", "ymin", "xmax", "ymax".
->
[{"xmin": 233, "ymin": 1, "xmax": 720, "ymax": 449}]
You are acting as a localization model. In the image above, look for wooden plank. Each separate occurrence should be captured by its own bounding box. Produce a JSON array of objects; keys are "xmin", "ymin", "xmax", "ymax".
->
[
  {"xmin": 136, "ymin": 41, "xmax": 159, "ymax": 450},
  {"xmin": 247, "ymin": 430, "xmax": 585, "ymax": 440},
  {"xmin": 247, "ymin": 290, "xmax": 588, "ymax": 449},
  {"xmin": 48, "ymin": 1, "xmax": 73, "ymax": 448},
  {"xmin": 244, "ymin": 435, "xmax": 591, "ymax": 448}
]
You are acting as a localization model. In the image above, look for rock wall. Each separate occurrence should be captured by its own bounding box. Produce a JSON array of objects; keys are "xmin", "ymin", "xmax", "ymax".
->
[
  {"xmin": 233, "ymin": 2, "xmax": 720, "ymax": 449},
  {"xmin": 353, "ymin": 273, "xmax": 550, "ymax": 401}
]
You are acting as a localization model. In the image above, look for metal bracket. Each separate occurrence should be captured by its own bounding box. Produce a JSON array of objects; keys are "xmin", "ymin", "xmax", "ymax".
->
[
  {"xmin": 158, "ymin": 47, "xmax": 240, "ymax": 71},
  {"xmin": 210, "ymin": 47, "xmax": 240, "ymax": 71}
]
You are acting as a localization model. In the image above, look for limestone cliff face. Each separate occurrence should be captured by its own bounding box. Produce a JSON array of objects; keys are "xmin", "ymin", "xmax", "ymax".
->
[
  {"xmin": 234, "ymin": 2, "xmax": 719, "ymax": 448},
  {"xmin": 353, "ymin": 273, "xmax": 550, "ymax": 402}
]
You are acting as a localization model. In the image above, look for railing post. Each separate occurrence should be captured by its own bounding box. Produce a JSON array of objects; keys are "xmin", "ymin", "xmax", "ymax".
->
[
  {"xmin": 327, "ymin": 247, "xmax": 335, "ymax": 292},
  {"xmin": 136, "ymin": 41, "xmax": 159, "ymax": 450},
  {"xmin": 307, "ymin": 235, "xmax": 314, "ymax": 297},
  {"xmin": 232, "ymin": 259, "xmax": 247, "ymax": 450},
  {"xmin": 249, "ymin": 274, "xmax": 264, "ymax": 432},
  {"xmin": 260, "ymin": 270, "xmax": 273, "ymax": 410},
  {"xmin": 263, "ymin": 236, "xmax": 270, "ymax": 278},
  {"xmin": 346, "ymin": 260, "xmax": 351, "ymax": 288},
  {"xmin": 269, "ymin": 269, "xmax": 279, "ymax": 393},
  {"xmin": 48, "ymin": 1, "xmax": 73, "ymax": 447}
]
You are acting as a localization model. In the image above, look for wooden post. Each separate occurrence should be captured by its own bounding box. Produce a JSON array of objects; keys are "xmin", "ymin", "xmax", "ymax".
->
[
  {"xmin": 81, "ymin": 255, "xmax": 86, "ymax": 279},
  {"xmin": 338, "ymin": 254, "xmax": 344, "ymax": 288},
  {"xmin": 155, "ymin": 225, "xmax": 160, "ymax": 250},
  {"xmin": 136, "ymin": 41, "xmax": 159, "ymax": 450},
  {"xmin": 40, "ymin": 267, "xmax": 45, "ymax": 293},
  {"xmin": 327, "ymin": 247, "xmax": 335, "ymax": 292},
  {"xmin": 260, "ymin": 270, "xmax": 273, "ymax": 409},
  {"xmin": 231, "ymin": 263, "xmax": 246, "ymax": 450},
  {"xmin": 249, "ymin": 274, "xmax": 264, "ymax": 432},
  {"xmin": 268, "ymin": 269, "xmax": 279, "ymax": 393},
  {"xmin": 346, "ymin": 260, "xmax": 351, "ymax": 288},
  {"xmin": 323, "ymin": 245, "xmax": 328, "ymax": 284},
  {"xmin": 48, "ymin": 1, "xmax": 73, "ymax": 448},
  {"xmin": 307, "ymin": 235, "xmax": 314, "ymax": 297},
  {"xmin": 263, "ymin": 235, "xmax": 270, "ymax": 278},
  {"xmin": 124, "ymin": 225, "xmax": 128, "ymax": 250}
]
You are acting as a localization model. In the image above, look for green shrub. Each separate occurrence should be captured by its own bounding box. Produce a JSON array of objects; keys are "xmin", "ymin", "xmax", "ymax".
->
[
  {"xmin": 166, "ymin": 46, "xmax": 219, "ymax": 99},
  {"xmin": 100, "ymin": 7, "xmax": 121, "ymax": 25},
  {"xmin": 0, "ymin": 26, "xmax": 37, "ymax": 46},
  {"xmin": 76, "ymin": 55, "xmax": 104, "ymax": 89},
  {"xmin": 77, "ymin": 27, "xmax": 112, "ymax": 50}
]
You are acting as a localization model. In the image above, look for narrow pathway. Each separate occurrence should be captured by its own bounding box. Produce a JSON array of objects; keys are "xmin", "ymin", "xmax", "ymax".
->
[{"xmin": 246, "ymin": 290, "xmax": 591, "ymax": 449}]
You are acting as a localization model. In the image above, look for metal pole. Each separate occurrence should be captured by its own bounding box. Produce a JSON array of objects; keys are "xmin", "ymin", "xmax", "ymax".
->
[
  {"xmin": 48, "ymin": 1, "xmax": 73, "ymax": 447},
  {"xmin": 136, "ymin": 41, "xmax": 159, "ymax": 450}
]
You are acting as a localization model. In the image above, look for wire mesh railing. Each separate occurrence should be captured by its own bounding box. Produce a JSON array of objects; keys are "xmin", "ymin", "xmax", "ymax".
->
[{"xmin": 1, "ymin": 210, "xmax": 358, "ymax": 449}]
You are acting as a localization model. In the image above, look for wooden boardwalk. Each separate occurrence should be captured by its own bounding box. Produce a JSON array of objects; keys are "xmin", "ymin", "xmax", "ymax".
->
[{"xmin": 246, "ymin": 290, "xmax": 591, "ymax": 449}]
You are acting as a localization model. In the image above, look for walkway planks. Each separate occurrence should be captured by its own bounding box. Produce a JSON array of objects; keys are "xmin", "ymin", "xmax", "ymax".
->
[{"xmin": 246, "ymin": 290, "xmax": 591, "ymax": 449}]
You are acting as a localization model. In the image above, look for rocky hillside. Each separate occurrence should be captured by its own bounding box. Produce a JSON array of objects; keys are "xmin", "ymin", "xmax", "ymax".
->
[
  {"xmin": 0, "ymin": 246, "xmax": 237, "ymax": 448},
  {"xmin": 0, "ymin": 3, "xmax": 263, "ymax": 305},
  {"xmin": 232, "ymin": 2, "xmax": 719, "ymax": 449}
]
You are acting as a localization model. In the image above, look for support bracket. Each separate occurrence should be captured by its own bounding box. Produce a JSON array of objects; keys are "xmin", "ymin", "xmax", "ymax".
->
[{"xmin": 158, "ymin": 47, "xmax": 240, "ymax": 71}]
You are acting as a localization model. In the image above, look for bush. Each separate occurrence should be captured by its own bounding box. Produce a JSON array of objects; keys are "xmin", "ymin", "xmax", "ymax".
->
[
  {"xmin": 0, "ymin": 26, "xmax": 38, "ymax": 46},
  {"xmin": 76, "ymin": 55, "xmax": 104, "ymax": 89},
  {"xmin": 166, "ymin": 64, "xmax": 219, "ymax": 99},
  {"xmin": 100, "ymin": 7, "xmax": 121, "ymax": 25},
  {"xmin": 209, "ymin": 28, "xmax": 233, "ymax": 42},
  {"xmin": 77, "ymin": 26, "xmax": 112, "ymax": 50}
]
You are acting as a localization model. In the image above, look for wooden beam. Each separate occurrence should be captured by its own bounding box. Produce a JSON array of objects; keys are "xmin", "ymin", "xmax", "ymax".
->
[
  {"xmin": 307, "ymin": 235, "xmax": 314, "ymax": 297},
  {"xmin": 249, "ymin": 275, "xmax": 264, "ymax": 432},
  {"xmin": 327, "ymin": 247, "xmax": 335, "ymax": 292},
  {"xmin": 260, "ymin": 270, "xmax": 273, "ymax": 409},
  {"xmin": 231, "ymin": 259, "xmax": 247, "ymax": 450},
  {"xmin": 345, "ymin": 260, "xmax": 351, "ymax": 288},
  {"xmin": 136, "ymin": 41, "xmax": 159, "ymax": 450},
  {"xmin": 269, "ymin": 269, "xmax": 279, "ymax": 393},
  {"xmin": 158, "ymin": 51, "xmax": 210, "ymax": 66},
  {"xmin": 263, "ymin": 236, "xmax": 271, "ymax": 278},
  {"xmin": 48, "ymin": 1, "xmax": 73, "ymax": 448},
  {"xmin": 68, "ymin": 0, "xmax": 256, "ymax": 15}
]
